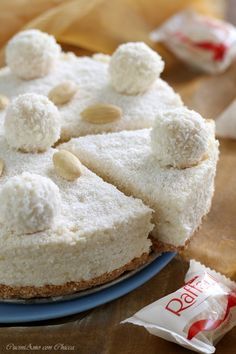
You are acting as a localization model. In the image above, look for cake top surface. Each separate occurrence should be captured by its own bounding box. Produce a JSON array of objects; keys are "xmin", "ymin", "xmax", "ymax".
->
[
  {"xmin": 0, "ymin": 54, "xmax": 100, "ymax": 98},
  {"xmin": 0, "ymin": 51, "xmax": 182, "ymax": 140},
  {"xmin": 0, "ymin": 135, "xmax": 151, "ymax": 248},
  {"xmin": 62, "ymin": 126, "xmax": 219, "ymax": 209}
]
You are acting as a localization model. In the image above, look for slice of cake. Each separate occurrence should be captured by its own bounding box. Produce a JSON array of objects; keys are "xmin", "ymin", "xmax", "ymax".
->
[
  {"xmin": 0, "ymin": 94, "xmax": 153, "ymax": 299},
  {"xmin": 61, "ymin": 107, "xmax": 219, "ymax": 250},
  {"xmin": 0, "ymin": 30, "xmax": 182, "ymax": 141}
]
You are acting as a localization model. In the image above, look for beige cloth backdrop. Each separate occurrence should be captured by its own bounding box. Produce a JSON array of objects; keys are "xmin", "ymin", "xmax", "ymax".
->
[{"xmin": 0, "ymin": 0, "xmax": 225, "ymax": 67}]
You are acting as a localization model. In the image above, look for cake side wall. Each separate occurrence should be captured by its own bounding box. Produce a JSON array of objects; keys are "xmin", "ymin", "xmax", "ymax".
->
[{"xmin": 0, "ymin": 212, "xmax": 152, "ymax": 287}]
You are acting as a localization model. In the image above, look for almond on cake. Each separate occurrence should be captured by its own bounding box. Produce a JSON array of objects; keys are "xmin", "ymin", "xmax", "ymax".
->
[{"xmin": 61, "ymin": 107, "xmax": 219, "ymax": 250}]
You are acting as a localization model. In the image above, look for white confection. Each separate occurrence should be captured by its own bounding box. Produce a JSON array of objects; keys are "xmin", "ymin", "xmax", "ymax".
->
[
  {"xmin": 151, "ymin": 108, "xmax": 210, "ymax": 168},
  {"xmin": 0, "ymin": 172, "xmax": 61, "ymax": 235},
  {"xmin": 215, "ymin": 99, "xmax": 236, "ymax": 139},
  {"xmin": 61, "ymin": 126, "xmax": 219, "ymax": 247},
  {"xmin": 6, "ymin": 30, "xmax": 61, "ymax": 80},
  {"xmin": 0, "ymin": 54, "xmax": 182, "ymax": 141},
  {"xmin": 109, "ymin": 42, "xmax": 164, "ymax": 95},
  {"xmin": 5, "ymin": 93, "xmax": 60, "ymax": 152},
  {"xmin": 0, "ymin": 136, "xmax": 152, "ymax": 287}
]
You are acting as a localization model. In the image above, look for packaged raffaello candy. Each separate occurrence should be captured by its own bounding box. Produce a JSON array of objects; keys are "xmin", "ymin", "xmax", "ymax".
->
[
  {"xmin": 122, "ymin": 260, "xmax": 236, "ymax": 354},
  {"xmin": 150, "ymin": 10, "xmax": 236, "ymax": 74}
]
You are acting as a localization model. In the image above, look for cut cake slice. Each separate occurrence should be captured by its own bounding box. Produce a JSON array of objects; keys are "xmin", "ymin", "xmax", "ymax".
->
[
  {"xmin": 61, "ymin": 125, "xmax": 219, "ymax": 249},
  {"xmin": 0, "ymin": 135, "xmax": 153, "ymax": 298}
]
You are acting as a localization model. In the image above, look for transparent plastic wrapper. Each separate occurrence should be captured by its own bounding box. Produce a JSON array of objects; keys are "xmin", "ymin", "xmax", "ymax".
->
[
  {"xmin": 150, "ymin": 10, "xmax": 236, "ymax": 74},
  {"xmin": 123, "ymin": 260, "xmax": 236, "ymax": 354}
]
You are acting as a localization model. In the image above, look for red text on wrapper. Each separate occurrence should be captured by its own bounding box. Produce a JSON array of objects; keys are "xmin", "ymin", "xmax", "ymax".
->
[{"xmin": 165, "ymin": 274, "xmax": 216, "ymax": 317}]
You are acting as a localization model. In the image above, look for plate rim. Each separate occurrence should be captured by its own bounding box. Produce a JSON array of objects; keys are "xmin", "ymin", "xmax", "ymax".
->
[
  {"xmin": 0, "ymin": 252, "xmax": 176, "ymax": 324},
  {"xmin": 1, "ymin": 252, "xmax": 161, "ymax": 305}
]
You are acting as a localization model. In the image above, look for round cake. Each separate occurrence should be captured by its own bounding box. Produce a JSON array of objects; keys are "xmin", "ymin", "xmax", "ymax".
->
[{"xmin": 0, "ymin": 30, "xmax": 219, "ymax": 299}]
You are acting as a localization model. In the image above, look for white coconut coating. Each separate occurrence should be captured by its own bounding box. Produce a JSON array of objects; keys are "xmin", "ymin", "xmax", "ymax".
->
[
  {"xmin": 6, "ymin": 29, "xmax": 61, "ymax": 80},
  {"xmin": 5, "ymin": 93, "xmax": 61, "ymax": 152},
  {"xmin": 151, "ymin": 108, "xmax": 210, "ymax": 169},
  {"xmin": 0, "ymin": 172, "xmax": 61, "ymax": 235},
  {"xmin": 109, "ymin": 42, "xmax": 164, "ymax": 95}
]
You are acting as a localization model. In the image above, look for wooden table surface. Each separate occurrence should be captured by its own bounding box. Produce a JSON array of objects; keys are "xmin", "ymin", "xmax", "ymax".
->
[{"xmin": 1, "ymin": 3, "xmax": 236, "ymax": 354}]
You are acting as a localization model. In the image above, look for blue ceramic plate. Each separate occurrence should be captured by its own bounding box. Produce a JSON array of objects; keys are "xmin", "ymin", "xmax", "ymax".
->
[{"xmin": 0, "ymin": 252, "xmax": 175, "ymax": 323}]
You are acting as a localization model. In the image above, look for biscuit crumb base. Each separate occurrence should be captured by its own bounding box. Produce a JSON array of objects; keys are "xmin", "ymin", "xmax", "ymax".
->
[{"xmin": 0, "ymin": 253, "xmax": 149, "ymax": 299}]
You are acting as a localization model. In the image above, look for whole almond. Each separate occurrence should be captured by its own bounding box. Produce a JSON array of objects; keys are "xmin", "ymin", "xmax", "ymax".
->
[
  {"xmin": 48, "ymin": 81, "xmax": 78, "ymax": 105},
  {"xmin": 53, "ymin": 150, "xmax": 83, "ymax": 181},
  {"xmin": 81, "ymin": 103, "xmax": 122, "ymax": 124},
  {"xmin": 0, "ymin": 159, "xmax": 4, "ymax": 176},
  {"xmin": 0, "ymin": 95, "xmax": 9, "ymax": 110}
]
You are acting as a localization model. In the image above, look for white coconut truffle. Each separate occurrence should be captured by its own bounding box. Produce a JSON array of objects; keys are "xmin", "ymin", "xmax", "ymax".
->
[
  {"xmin": 109, "ymin": 42, "xmax": 164, "ymax": 95},
  {"xmin": 5, "ymin": 93, "xmax": 61, "ymax": 152},
  {"xmin": 6, "ymin": 29, "xmax": 61, "ymax": 80},
  {"xmin": 0, "ymin": 173, "xmax": 61, "ymax": 235},
  {"xmin": 151, "ymin": 107, "xmax": 210, "ymax": 169}
]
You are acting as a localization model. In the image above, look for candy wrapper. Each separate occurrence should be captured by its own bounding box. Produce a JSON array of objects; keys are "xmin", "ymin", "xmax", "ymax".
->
[
  {"xmin": 150, "ymin": 10, "xmax": 236, "ymax": 74},
  {"xmin": 122, "ymin": 260, "xmax": 236, "ymax": 354}
]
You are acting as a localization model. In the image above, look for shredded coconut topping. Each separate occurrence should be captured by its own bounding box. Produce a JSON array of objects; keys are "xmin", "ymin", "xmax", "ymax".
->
[
  {"xmin": 151, "ymin": 107, "xmax": 210, "ymax": 168},
  {"xmin": 6, "ymin": 29, "xmax": 61, "ymax": 80},
  {"xmin": 0, "ymin": 172, "xmax": 61, "ymax": 235},
  {"xmin": 109, "ymin": 42, "xmax": 164, "ymax": 95},
  {"xmin": 5, "ymin": 93, "xmax": 61, "ymax": 152}
]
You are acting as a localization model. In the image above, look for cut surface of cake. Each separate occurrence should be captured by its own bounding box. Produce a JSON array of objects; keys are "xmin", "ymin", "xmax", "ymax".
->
[
  {"xmin": 0, "ymin": 101, "xmax": 153, "ymax": 298},
  {"xmin": 0, "ymin": 31, "xmax": 183, "ymax": 141},
  {"xmin": 61, "ymin": 109, "xmax": 219, "ymax": 249}
]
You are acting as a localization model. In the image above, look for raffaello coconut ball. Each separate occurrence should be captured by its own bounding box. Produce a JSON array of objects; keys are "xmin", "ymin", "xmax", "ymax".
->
[
  {"xmin": 0, "ymin": 173, "xmax": 61, "ymax": 235},
  {"xmin": 6, "ymin": 29, "xmax": 61, "ymax": 80},
  {"xmin": 151, "ymin": 107, "xmax": 210, "ymax": 169},
  {"xmin": 5, "ymin": 93, "xmax": 61, "ymax": 153},
  {"xmin": 109, "ymin": 42, "xmax": 164, "ymax": 95}
]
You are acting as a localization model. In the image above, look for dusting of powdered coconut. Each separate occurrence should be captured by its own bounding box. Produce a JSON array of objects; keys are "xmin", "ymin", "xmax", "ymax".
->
[
  {"xmin": 0, "ymin": 172, "xmax": 61, "ymax": 235},
  {"xmin": 151, "ymin": 107, "xmax": 210, "ymax": 168},
  {"xmin": 109, "ymin": 42, "xmax": 164, "ymax": 95},
  {"xmin": 6, "ymin": 29, "xmax": 61, "ymax": 80},
  {"xmin": 5, "ymin": 93, "xmax": 61, "ymax": 152},
  {"xmin": 0, "ymin": 42, "xmax": 182, "ymax": 141}
]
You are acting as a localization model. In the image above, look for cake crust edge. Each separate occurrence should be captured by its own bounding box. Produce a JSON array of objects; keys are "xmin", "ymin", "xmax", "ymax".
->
[{"xmin": 0, "ymin": 252, "xmax": 149, "ymax": 299}]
